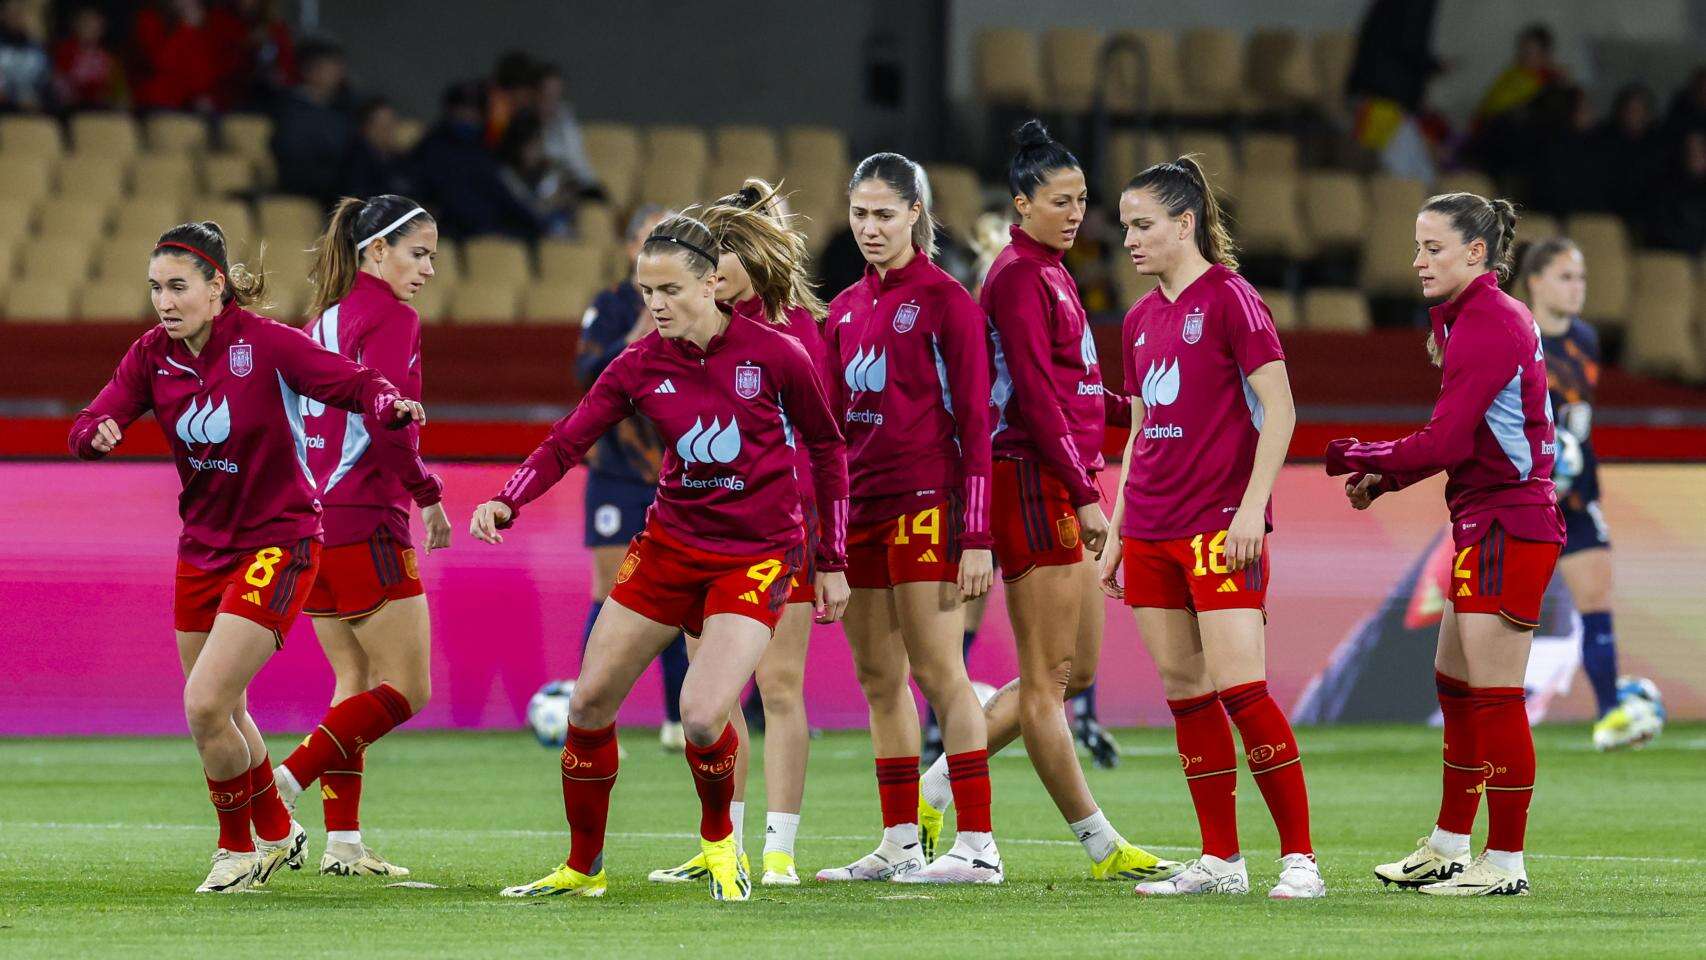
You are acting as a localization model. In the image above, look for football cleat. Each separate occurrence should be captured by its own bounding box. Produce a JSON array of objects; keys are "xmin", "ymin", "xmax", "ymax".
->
[
  {"xmin": 500, "ymin": 864, "xmax": 608, "ymax": 898},
  {"xmin": 918, "ymin": 795, "xmax": 946, "ymax": 862},
  {"xmin": 659, "ymin": 721, "xmax": 686, "ymax": 751},
  {"xmin": 1074, "ymin": 716, "xmax": 1122, "ymax": 769},
  {"xmin": 1091, "ymin": 840, "xmax": 1184, "ymax": 882},
  {"xmin": 894, "ymin": 838, "xmax": 1004, "ymax": 885},
  {"xmin": 1268, "ymin": 853, "xmax": 1327, "ymax": 899},
  {"xmin": 1592, "ymin": 701, "xmax": 1663, "ymax": 752},
  {"xmin": 649, "ymin": 848, "xmax": 749, "ymax": 884},
  {"xmin": 814, "ymin": 838, "xmax": 926, "ymax": 882},
  {"xmin": 1418, "ymin": 853, "xmax": 1530, "ymax": 897},
  {"xmin": 252, "ymin": 819, "xmax": 307, "ymax": 886},
  {"xmin": 1134, "ymin": 854, "xmax": 1250, "ymax": 895},
  {"xmin": 194, "ymin": 848, "xmax": 261, "ymax": 893},
  {"xmin": 320, "ymin": 839, "xmax": 411, "ymax": 876},
  {"xmin": 1374, "ymin": 838, "xmax": 1470, "ymax": 890},
  {"xmin": 761, "ymin": 851, "xmax": 800, "ymax": 886},
  {"xmin": 702, "ymin": 834, "xmax": 750, "ymax": 902}
]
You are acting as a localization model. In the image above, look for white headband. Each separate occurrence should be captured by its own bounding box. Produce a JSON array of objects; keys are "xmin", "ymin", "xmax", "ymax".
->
[{"xmin": 357, "ymin": 207, "xmax": 427, "ymax": 251}]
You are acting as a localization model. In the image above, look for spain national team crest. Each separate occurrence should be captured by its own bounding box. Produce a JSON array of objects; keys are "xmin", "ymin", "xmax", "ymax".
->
[
  {"xmin": 228, "ymin": 343, "xmax": 253, "ymax": 377},
  {"xmin": 1057, "ymin": 516, "xmax": 1080, "ymax": 549},
  {"xmin": 734, "ymin": 363, "xmax": 762, "ymax": 400},
  {"xmin": 892, "ymin": 302, "xmax": 920, "ymax": 334},
  {"xmin": 1182, "ymin": 309, "xmax": 1204, "ymax": 345},
  {"xmin": 615, "ymin": 551, "xmax": 640, "ymax": 584}
]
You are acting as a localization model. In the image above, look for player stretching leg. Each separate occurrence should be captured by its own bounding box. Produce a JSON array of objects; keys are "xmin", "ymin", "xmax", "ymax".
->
[
  {"xmin": 1099, "ymin": 159, "xmax": 1323, "ymax": 899},
  {"xmin": 278, "ymin": 196, "xmax": 448, "ymax": 877},
  {"xmin": 816, "ymin": 154, "xmax": 1001, "ymax": 885},
  {"xmin": 649, "ymin": 182, "xmax": 833, "ymax": 887},
  {"xmin": 69, "ymin": 222, "xmax": 424, "ymax": 893},
  {"xmin": 917, "ymin": 122, "xmax": 1179, "ymax": 883},
  {"xmin": 476, "ymin": 214, "xmax": 850, "ymax": 902},
  {"xmin": 1331, "ymin": 192, "xmax": 1561, "ymax": 897}
]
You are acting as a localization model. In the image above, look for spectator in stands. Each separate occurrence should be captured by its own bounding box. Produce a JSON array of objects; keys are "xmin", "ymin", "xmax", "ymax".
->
[
  {"xmin": 0, "ymin": 0, "xmax": 52, "ymax": 112},
  {"xmin": 1594, "ymin": 83, "xmax": 1663, "ymax": 234},
  {"xmin": 1647, "ymin": 130, "xmax": 1706, "ymax": 254},
  {"xmin": 271, "ymin": 37, "xmax": 355, "ymax": 205},
  {"xmin": 1346, "ymin": 0, "xmax": 1447, "ymax": 181},
  {"xmin": 536, "ymin": 64, "xmax": 603, "ymax": 197},
  {"xmin": 407, "ymin": 80, "xmax": 545, "ymax": 240},
  {"xmin": 1473, "ymin": 23, "xmax": 1566, "ymax": 132},
  {"xmin": 484, "ymin": 49, "xmax": 540, "ymax": 148},
  {"xmin": 1516, "ymin": 84, "xmax": 1605, "ymax": 216},
  {"xmin": 222, "ymin": 0, "xmax": 298, "ymax": 107},
  {"xmin": 1661, "ymin": 67, "xmax": 1706, "ymax": 143},
  {"xmin": 495, "ymin": 108, "xmax": 571, "ymax": 237},
  {"xmin": 50, "ymin": 5, "xmax": 120, "ymax": 110},
  {"xmin": 343, "ymin": 97, "xmax": 407, "ymax": 199},
  {"xmin": 131, "ymin": 0, "xmax": 226, "ymax": 112}
]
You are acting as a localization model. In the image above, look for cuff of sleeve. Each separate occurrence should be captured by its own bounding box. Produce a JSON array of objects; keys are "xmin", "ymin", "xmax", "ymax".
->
[
  {"xmin": 1068, "ymin": 484, "xmax": 1099, "ymax": 508},
  {"xmin": 1323, "ymin": 438, "xmax": 1358, "ymax": 476},
  {"xmin": 960, "ymin": 533, "xmax": 994, "ymax": 550},
  {"xmin": 815, "ymin": 555, "xmax": 847, "ymax": 573},
  {"xmin": 409, "ymin": 474, "xmax": 445, "ymax": 508},
  {"xmin": 492, "ymin": 495, "xmax": 519, "ymax": 528}
]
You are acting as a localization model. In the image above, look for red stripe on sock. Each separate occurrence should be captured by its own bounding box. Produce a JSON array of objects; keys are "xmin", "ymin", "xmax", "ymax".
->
[
  {"xmin": 206, "ymin": 771, "xmax": 254, "ymax": 852},
  {"xmin": 875, "ymin": 756, "xmax": 920, "ymax": 828},
  {"xmin": 1473, "ymin": 686, "xmax": 1534, "ymax": 852},
  {"xmin": 562, "ymin": 723, "xmax": 620, "ymax": 874},
  {"xmin": 685, "ymin": 723, "xmax": 740, "ymax": 841},
  {"xmin": 1436, "ymin": 670, "xmax": 1484, "ymax": 835},
  {"xmin": 248, "ymin": 752, "xmax": 292, "ymax": 842},
  {"xmin": 945, "ymin": 749, "xmax": 992, "ymax": 833},
  {"xmin": 1169, "ymin": 692, "xmax": 1239, "ymax": 859},
  {"xmin": 1222, "ymin": 681, "xmax": 1312, "ymax": 856}
]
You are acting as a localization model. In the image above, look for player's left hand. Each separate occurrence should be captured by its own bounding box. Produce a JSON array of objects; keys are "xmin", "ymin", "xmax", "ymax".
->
[
  {"xmin": 958, "ymin": 548, "xmax": 994, "ymax": 601},
  {"xmin": 1345, "ymin": 473, "xmax": 1384, "ymax": 510},
  {"xmin": 1225, "ymin": 507, "xmax": 1264, "ymax": 571},
  {"xmin": 421, "ymin": 502, "xmax": 452, "ymax": 553},
  {"xmin": 392, "ymin": 398, "xmax": 426, "ymax": 425},
  {"xmin": 1075, "ymin": 502, "xmax": 1109, "ymax": 557},
  {"xmin": 814, "ymin": 570, "xmax": 850, "ymax": 624},
  {"xmin": 470, "ymin": 500, "xmax": 512, "ymax": 544}
]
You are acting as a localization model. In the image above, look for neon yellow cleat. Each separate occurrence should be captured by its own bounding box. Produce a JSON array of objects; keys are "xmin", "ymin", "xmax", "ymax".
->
[
  {"xmin": 500, "ymin": 864, "xmax": 608, "ymax": 898},
  {"xmin": 649, "ymin": 848, "xmax": 749, "ymax": 884},
  {"xmin": 1091, "ymin": 839, "xmax": 1185, "ymax": 882},
  {"xmin": 702, "ymin": 833, "xmax": 750, "ymax": 902},
  {"xmin": 761, "ymin": 850, "xmax": 799, "ymax": 886},
  {"xmin": 918, "ymin": 796, "xmax": 945, "ymax": 862}
]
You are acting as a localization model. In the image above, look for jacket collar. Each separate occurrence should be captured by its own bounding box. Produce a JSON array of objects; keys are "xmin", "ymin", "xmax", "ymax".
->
[
  {"xmin": 1429, "ymin": 271, "xmax": 1499, "ymax": 348},
  {"xmin": 352, "ymin": 270, "xmax": 392, "ymax": 298},
  {"xmin": 1008, "ymin": 224, "xmax": 1063, "ymax": 264},
  {"xmin": 170, "ymin": 299, "xmax": 241, "ymax": 364},
  {"xmin": 664, "ymin": 311, "xmax": 734, "ymax": 359},
  {"xmin": 865, "ymin": 245, "xmax": 930, "ymax": 294}
]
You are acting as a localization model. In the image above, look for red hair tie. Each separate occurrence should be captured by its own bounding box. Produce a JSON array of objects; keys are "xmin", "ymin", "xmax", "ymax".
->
[{"xmin": 154, "ymin": 241, "xmax": 227, "ymax": 280}]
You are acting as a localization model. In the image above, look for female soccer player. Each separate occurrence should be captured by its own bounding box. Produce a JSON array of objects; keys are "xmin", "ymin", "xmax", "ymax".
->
[
  {"xmin": 474, "ymin": 214, "xmax": 850, "ymax": 903},
  {"xmin": 1335, "ymin": 194, "xmax": 1562, "ymax": 897},
  {"xmin": 69, "ymin": 221, "xmax": 425, "ymax": 894},
  {"xmin": 1515, "ymin": 238, "xmax": 1646, "ymax": 749},
  {"xmin": 647, "ymin": 181, "xmax": 830, "ymax": 887},
  {"xmin": 269, "ymin": 195, "xmax": 448, "ymax": 878},
  {"xmin": 1098, "ymin": 158, "xmax": 1324, "ymax": 899},
  {"xmin": 815, "ymin": 152, "xmax": 1001, "ymax": 885},
  {"xmin": 916, "ymin": 122, "xmax": 1179, "ymax": 884}
]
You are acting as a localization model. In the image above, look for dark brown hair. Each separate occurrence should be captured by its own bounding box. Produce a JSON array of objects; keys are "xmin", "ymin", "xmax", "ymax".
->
[
  {"xmin": 849, "ymin": 152, "xmax": 937, "ymax": 257},
  {"xmin": 152, "ymin": 220, "xmax": 267, "ymax": 308},
  {"xmin": 1512, "ymin": 235, "xmax": 1578, "ymax": 304},
  {"xmin": 702, "ymin": 178, "xmax": 826, "ymax": 322},
  {"xmin": 640, "ymin": 214, "xmax": 720, "ymax": 278},
  {"xmin": 1123, "ymin": 155, "xmax": 1238, "ymax": 270},
  {"xmin": 307, "ymin": 194, "xmax": 435, "ymax": 319},
  {"xmin": 1421, "ymin": 192, "xmax": 1519, "ymax": 282}
]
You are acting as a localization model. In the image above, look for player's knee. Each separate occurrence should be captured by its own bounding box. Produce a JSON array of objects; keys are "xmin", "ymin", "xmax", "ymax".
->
[
  {"xmin": 182, "ymin": 685, "xmax": 233, "ymax": 736},
  {"xmin": 1155, "ymin": 661, "xmax": 1212, "ymax": 700},
  {"xmin": 854, "ymin": 660, "xmax": 907, "ymax": 707},
  {"xmin": 677, "ymin": 704, "xmax": 728, "ymax": 748},
  {"xmin": 1064, "ymin": 664, "xmax": 1096, "ymax": 699},
  {"xmin": 910, "ymin": 664, "xmax": 968, "ymax": 711},
  {"xmin": 567, "ymin": 685, "xmax": 617, "ymax": 730},
  {"xmin": 396, "ymin": 676, "xmax": 431, "ymax": 714},
  {"xmin": 756, "ymin": 671, "xmax": 804, "ymax": 716}
]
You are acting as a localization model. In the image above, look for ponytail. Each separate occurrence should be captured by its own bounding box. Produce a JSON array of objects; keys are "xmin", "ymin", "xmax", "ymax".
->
[
  {"xmin": 1123, "ymin": 155, "xmax": 1238, "ymax": 270},
  {"xmin": 153, "ymin": 219, "xmax": 269, "ymax": 309},
  {"xmin": 849, "ymin": 151, "xmax": 938, "ymax": 258},
  {"xmin": 704, "ymin": 178, "xmax": 826, "ymax": 322},
  {"xmin": 307, "ymin": 194, "xmax": 435, "ymax": 319},
  {"xmin": 1421, "ymin": 192, "xmax": 1520, "ymax": 283}
]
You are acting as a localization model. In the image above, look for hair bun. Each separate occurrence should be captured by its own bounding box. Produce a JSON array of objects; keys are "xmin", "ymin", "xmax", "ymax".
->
[{"xmin": 1013, "ymin": 118, "xmax": 1053, "ymax": 149}]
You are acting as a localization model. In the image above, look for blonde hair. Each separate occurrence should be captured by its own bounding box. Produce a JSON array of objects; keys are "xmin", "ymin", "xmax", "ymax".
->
[{"xmin": 702, "ymin": 178, "xmax": 826, "ymax": 322}]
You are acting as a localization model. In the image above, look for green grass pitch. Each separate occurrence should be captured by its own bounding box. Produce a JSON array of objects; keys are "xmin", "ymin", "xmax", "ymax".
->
[{"xmin": 2, "ymin": 723, "xmax": 1703, "ymax": 959}]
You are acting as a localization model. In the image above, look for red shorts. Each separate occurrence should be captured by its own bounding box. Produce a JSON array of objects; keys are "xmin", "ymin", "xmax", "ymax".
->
[
  {"xmin": 304, "ymin": 529, "xmax": 424, "ymax": 620},
  {"xmin": 1451, "ymin": 525, "xmax": 1561, "ymax": 628},
  {"xmin": 845, "ymin": 495, "xmax": 961, "ymax": 590},
  {"xmin": 174, "ymin": 538, "xmax": 322, "ymax": 644},
  {"xmin": 609, "ymin": 524, "xmax": 802, "ymax": 636},
  {"xmin": 991, "ymin": 458, "xmax": 1083, "ymax": 581},
  {"xmin": 787, "ymin": 500, "xmax": 820, "ymax": 604},
  {"xmin": 1121, "ymin": 531, "xmax": 1268, "ymax": 613}
]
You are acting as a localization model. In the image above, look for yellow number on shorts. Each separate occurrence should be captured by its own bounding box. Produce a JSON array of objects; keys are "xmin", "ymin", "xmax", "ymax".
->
[
  {"xmin": 746, "ymin": 559, "xmax": 783, "ymax": 593},
  {"xmin": 1190, "ymin": 531, "xmax": 1230, "ymax": 577},
  {"xmin": 893, "ymin": 507, "xmax": 942, "ymax": 547},
  {"xmin": 244, "ymin": 547, "xmax": 284, "ymax": 587},
  {"xmin": 1454, "ymin": 547, "xmax": 1474, "ymax": 580}
]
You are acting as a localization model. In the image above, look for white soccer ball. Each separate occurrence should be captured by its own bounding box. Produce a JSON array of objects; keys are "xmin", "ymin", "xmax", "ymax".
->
[
  {"xmin": 1552, "ymin": 431, "xmax": 1583, "ymax": 494},
  {"xmin": 971, "ymin": 681, "xmax": 999, "ymax": 707},
  {"xmin": 1613, "ymin": 675, "xmax": 1665, "ymax": 748},
  {"xmin": 527, "ymin": 679, "xmax": 576, "ymax": 747}
]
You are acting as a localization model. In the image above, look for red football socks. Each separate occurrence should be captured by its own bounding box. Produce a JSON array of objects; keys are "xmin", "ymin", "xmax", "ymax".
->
[
  {"xmin": 875, "ymin": 755, "xmax": 920, "ymax": 828},
  {"xmin": 1474, "ymin": 686, "xmax": 1535, "ymax": 852},
  {"xmin": 206, "ymin": 771, "xmax": 253, "ymax": 852},
  {"xmin": 282, "ymin": 683, "xmax": 413, "ymax": 788},
  {"xmin": 946, "ymin": 749, "xmax": 993, "ymax": 833},
  {"xmin": 1222, "ymin": 680, "xmax": 1313, "ymax": 856},
  {"xmin": 322, "ymin": 752, "xmax": 364, "ymax": 833},
  {"xmin": 1168, "ymin": 691, "xmax": 1240, "ymax": 859},
  {"xmin": 1435, "ymin": 671, "xmax": 1484, "ymax": 835},
  {"xmin": 561, "ymin": 723, "xmax": 620, "ymax": 874},
  {"xmin": 247, "ymin": 752, "xmax": 292, "ymax": 842},
  {"xmin": 684, "ymin": 723, "xmax": 740, "ymax": 841}
]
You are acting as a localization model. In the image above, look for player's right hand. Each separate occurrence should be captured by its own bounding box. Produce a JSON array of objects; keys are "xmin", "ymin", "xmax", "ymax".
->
[
  {"xmin": 90, "ymin": 417, "xmax": 123, "ymax": 454},
  {"xmin": 1075, "ymin": 502, "xmax": 1109, "ymax": 556},
  {"xmin": 470, "ymin": 500, "xmax": 512, "ymax": 544},
  {"xmin": 422, "ymin": 502, "xmax": 452, "ymax": 553},
  {"xmin": 1345, "ymin": 473, "xmax": 1383, "ymax": 510},
  {"xmin": 1097, "ymin": 535, "xmax": 1124, "ymax": 599}
]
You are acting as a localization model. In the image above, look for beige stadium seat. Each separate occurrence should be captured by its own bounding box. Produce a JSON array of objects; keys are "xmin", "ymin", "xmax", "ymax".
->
[
  {"xmin": 1104, "ymin": 29, "xmax": 1185, "ymax": 114},
  {"xmin": 202, "ymin": 153, "xmax": 256, "ymax": 197},
  {"xmin": 70, "ymin": 113, "xmax": 139, "ymax": 159},
  {"xmin": 1236, "ymin": 174, "xmax": 1310, "ymax": 260},
  {"xmin": 975, "ymin": 28, "xmax": 1040, "ymax": 107},
  {"xmin": 1113, "ymin": 265, "xmax": 1159, "ymax": 308},
  {"xmin": 582, "ymin": 122, "xmax": 642, "ymax": 209},
  {"xmin": 91, "ymin": 233, "xmax": 158, "ymax": 281},
  {"xmin": 19, "ymin": 237, "xmax": 95, "ymax": 283},
  {"xmin": 1360, "ymin": 209, "xmax": 1424, "ymax": 296},
  {"xmin": 1179, "ymin": 28, "xmax": 1245, "ymax": 115},
  {"xmin": 1624, "ymin": 252, "xmax": 1701, "ymax": 379},
  {"xmin": 144, "ymin": 113, "xmax": 210, "ymax": 154},
  {"xmin": 0, "ymin": 155, "xmax": 52, "ymax": 205},
  {"xmin": 1369, "ymin": 175, "xmax": 1427, "ymax": 221},
  {"xmin": 925, "ymin": 164, "xmax": 981, "ymax": 239},
  {"xmin": 77, "ymin": 279, "xmax": 151, "ymax": 321},
  {"xmin": 0, "ymin": 115, "xmax": 63, "ymax": 158},
  {"xmin": 112, "ymin": 198, "xmax": 185, "ymax": 238},
  {"xmin": 1175, "ymin": 131, "xmax": 1239, "ymax": 199},
  {"xmin": 393, "ymin": 117, "xmax": 426, "ymax": 153},
  {"xmin": 1257, "ymin": 286, "xmax": 1300, "ymax": 330},
  {"xmin": 193, "ymin": 198, "xmax": 256, "ymax": 246},
  {"xmin": 1301, "ymin": 172, "xmax": 1368, "ymax": 250},
  {"xmin": 409, "ymin": 277, "xmax": 450, "ymax": 324},
  {"xmin": 522, "ymin": 280, "xmax": 602, "ymax": 325},
  {"xmin": 1519, "ymin": 212, "xmax": 1561, "ymax": 243},
  {"xmin": 645, "ymin": 125, "xmax": 709, "ymax": 168},
  {"xmin": 448, "ymin": 280, "xmax": 522, "ymax": 324},
  {"xmin": 1103, "ymin": 131, "xmax": 1174, "ymax": 200},
  {"xmin": 220, "ymin": 113, "xmax": 273, "ymax": 160},
  {"xmin": 603, "ymin": 246, "xmax": 630, "ymax": 285},
  {"xmin": 1567, "ymin": 214, "xmax": 1631, "ymax": 326},
  {"xmin": 257, "ymin": 196, "xmax": 324, "ymax": 243},
  {"xmin": 576, "ymin": 203, "xmax": 617, "ymax": 247},
  {"xmin": 265, "ymin": 276, "xmax": 310, "ymax": 322},
  {"xmin": 461, "ymin": 237, "xmax": 532, "ymax": 283},
  {"xmin": 430, "ymin": 238, "xmax": 461, "ymax": 287},
  {"xmin": 712, "ymin": 126, "xmax": 779, "ymax": 181},
  {"xmin": 537, "ymin": 240, "xmax": 606, "ymax": 287},
  {"xmin": 0, "ymin": 205, "xmax": 32, "ymax": 245},
  {"xmin": 782, "ymin": 126, "xmax": 849, "ymax": 172},
  {"xmin": 1311, "ymin": 31, "xmax": 1358, "ymax": 113},
  {"xmin": 3, "ymin": 285, "xmax": 74, "ymax": 322},
  {"xmin": 0, "ymin": 236, "xmax": 19, "ymax": 278},
  {"xmin": 1304, "ymin": 288, "xmax": 1372, "ymax": 332},
  {"xmin": 130, "ymin": 154, "xmax": 199, "ymax": 200},
  {"xmin": 1243, "ymin": 133, "xmax": 1299, "ymax": 174},
  {"xmin": 1042, "ymin": 28, "xmax": 1102, "ymax": 112},
  {"xmin": 638, "ymin": 154, "xmax": 706, "ymax": 210},
  {"xmin": 54, "ymin": 154, "xmax": 127, "ymax": 202},
  {"xmin": 256, "ymin": 237, "xmax": 313, "ymax": 288},
  {"xmin": 1245, "ymin": 29, "xmax": 1316, "ymax": 111},
  {"xmin": 35, "ymin": 197, "xmax": 112, "ymax": 238},
  {"xmin": 1435, "ymin": 170, "xmax": 1496, "ymax": 200}
]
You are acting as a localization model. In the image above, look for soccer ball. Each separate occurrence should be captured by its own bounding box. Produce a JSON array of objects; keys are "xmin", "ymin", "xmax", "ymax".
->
[
  {"xmin": 1552, "ymin": 431, "xmax": 1584, "ymax": 495},
  {"xmin": 971, "ymin": 681, "xmax": 999, "ymax": 707},
  {"xmin": 1614, "ymin": 675, "xmax": 1665, "ymax": 747},
  {"xmin": 527, "ymin": 679, "xmax": 576, "ymax": 748}
]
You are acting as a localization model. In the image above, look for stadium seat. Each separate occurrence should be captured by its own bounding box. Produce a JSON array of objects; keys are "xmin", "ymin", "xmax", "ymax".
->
[
  {"xmin": 1237, "ymin": 174, "xmax": 1311, "ymax": 260},
  {"xmin": 35, "ymin": 198, "xmax": 112, "ymax": 239},
  {"xmin": 0, "ymin": 203, "xmax": 34, "ymax": 244},
  {"xmin": 448, "ymin": 280, "xmax": 522, "ymax": 324},
  {"xmin": 582, "ymin": 122, "xmax": 642, "ymax": 209},
  {"xmin": 0, "ymin": 155, "xmax": 53, "ymax": 206},
  {"xmin": 1112, "ymin": 264, "xmax": 1158, "ymax": 307},
  {"xmin": 1519, "ymin": 212, "xmax": 1561, "ymax": 243},
  {"xmin": 410, "ymin": 276, "xmax": 450, "ymax": 324},
  {"xmin": 19, "ymin": 237, "xmax": 95, "ymax": 284},
  {"xmin": 1310, "ymin": 31, "xmax": 1358, "ymax": 115},
  {"xmin": 1178, "ymin": 28, "xmax": 1246, "ymax": 115},
  {"xmin": 112, "ymin": 198, "xmax": 186, "ymax": 238},
  {"xmin": 638, "ymin": 153, "xmax": 707, "ymax": 210},
  {"xmin": 462, "ymin": 237, "xmax": 532, "ymax": 284},
  {"xmin": 130, "ymin": 154, "xmax": 199, "ymax": 200},
  {"xmin": 645, "ymin": 125, "xmax": 710, "ymax": 168},
  {"xmin": 975, "ymin": 28, "xmax": 1041, "ymax": 107},
  {"xmin": 265, "ymin": 275, "xmax": 310, "ymax": 322},
  {"xmin": 575, "ymin": 203, "xmax": 617, "ymax": 247},
  {"xmin": 90, "ymin": 233, "xmax": 156, "ymax": 280},
  {"xmin": 1243, "ymin": 133, "xmax": 1299, "ymax": 174},
  {"xmin": 144, "ymin": 113, "xmax": 210, "ymax": 154},
  {"xmin": 2, "ymin": 284, "xmax": 74, "ymax": 322},
  {"xmin": 925, "ymin": 164, "xmax": 982, "ymax": 239},
  {"xmin": 76, "ymin": 279, "xmax": 151, "ymax": 322},
  {"xmin": 783, "ymin": 126, "xmax": 848, "ymax": 170},
  {"xmin": 70, "ymin": 113, "xmax": 139, "ymax": 159},
  {"xmin": 537, "ymin": 239, "xmax": 606, "ymax": 288},
  {"xmin": 1624, "ymin": 252, "xmax": 1701, "ymax": 380},
  {"xmin": 194, "ymin": 199, "xmax": 257, "ymax": 247},
  {"xmin": 202, "ymin": 153, "xmax": 256, "ymax": 197},
  {"xmin": 219, "ymin": 113, "xmax": 273, "ymax": 160},
  {"xmin": 0, "ymin": 236, "xmax": 20, "ymax": 278},
  {"xmin": 712, "ymin": 126, "xmax": 780, "ymax": 182},
  {"xmin": 1257, "ymin": 286, "xmax": 1300, "ymax": 330},
  {"xmin": 1104, "ymin": 29, "xmax": 1185, "ymax": 114},
  {"xmin": 1175, "ymin": 131, "xmax": 1239, "ymax": 199},
  {"xmin": 430, "ymin": 238, "xmax": 461, "ymax": 287},
  {"xmin": 0, "ymin": 114, "xmax": 63, "ymax": 158},
  {"xmin": 1103, "ymin": 131, "xmax": 1174, "ymax": 200},
  {"xmin": 1435, "ymin": 170, "xmax": 1496, "ymax": 199},
  {"xmin": 1303, "ymin": 288, "xmax": 1372, "ymax": 332},
  {"xmin": 1042, "ymin": 28, "xmax": 1102, "ymax": 112},
  {"xmin": 1567, "ymin": 214, "xmax": 1631, "ymax": 326},
  {"xmin": 1359, "ymin": 207, "xmax": 1422, "ymax": 296},
  {"xmin": 1301, "ymin": 172, "xmax": 1368, "ymax": 251},
  {"xmin": 1245, "ymin": 29, "xmax": 1316, "ymax": 111},
  {"xmin": 1368, "ymin": 175, "xmax": 1427, "ymax": 219},
  {"xmin": 53, "ymin": 154, "xmax": 126, "ymax": 203},
  {"xmin": 257, "ymin": 237, "xmax": 313, "ymax": 288},
  {"xmin": 257, "ymin": 196, "xmax": 324, "ymax": 245},
  {"xmin": 523, "ymin": 280, "xmax": 602, "ymax": 325}
]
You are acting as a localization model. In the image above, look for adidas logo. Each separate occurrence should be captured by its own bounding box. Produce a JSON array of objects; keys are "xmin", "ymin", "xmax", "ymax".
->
[
  {"xmin": 1457, "ymin": 583, "xmax": 1472, "ymax": 597},
  {"xmin": 917, "ymin": 549, "xmax": 938, "ymax": 563},
  {"xmin": 1216, "ymin": 580, "xmax": 1237, "ymax": 593},
  {"xmin": 242, "ymin": 590, "xmax": 263, "ymax": 604},
  {"xmin": 739, "ymin": 590, "xmax": 760, "ymax": 603},
  {"xmin": 654, "ymin": 379, "xmax": 677, "ymax": 394},
  {"xmin": 321, "ymin": 785, "xmax": 338, "ymax": 800},
  {"xmin": 1136, "ymin": 332, "xmax": 1146, "ymax": 346}
]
